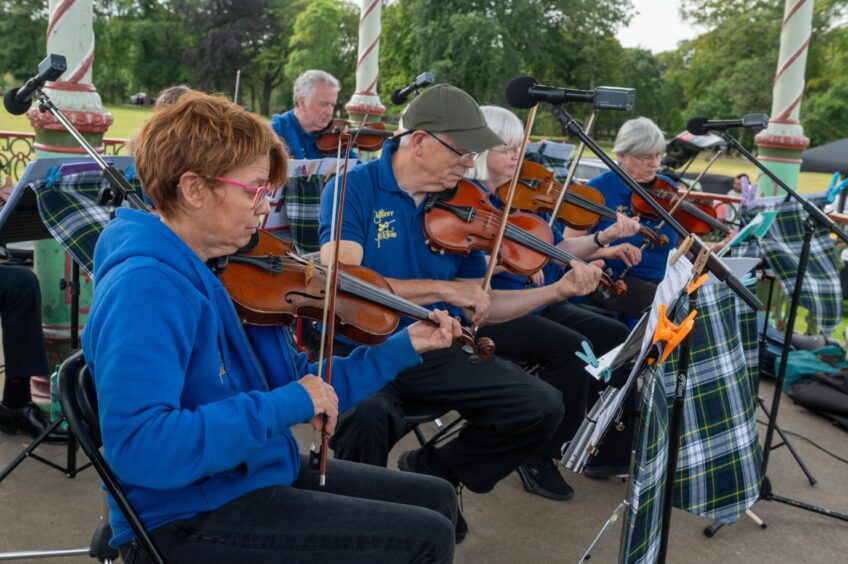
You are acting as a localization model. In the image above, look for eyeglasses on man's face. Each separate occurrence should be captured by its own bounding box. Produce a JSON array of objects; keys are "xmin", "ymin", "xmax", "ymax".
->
[{"xmin": 426, "ymin": 131, "xmax": 479, "ymax": 163}]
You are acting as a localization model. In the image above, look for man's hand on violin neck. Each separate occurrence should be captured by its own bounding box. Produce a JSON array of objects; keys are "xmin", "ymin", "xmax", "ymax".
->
[
  {"xmin": 557, "ymin": 260, "xmax": 603, "ymax": 299},
  {"xmin": 298, "ymin": 375, "xmax": 339, "ymax": 435},
  {"xmin": 408, "ymin": 309, "xmax": 462, "ymax": 354}
]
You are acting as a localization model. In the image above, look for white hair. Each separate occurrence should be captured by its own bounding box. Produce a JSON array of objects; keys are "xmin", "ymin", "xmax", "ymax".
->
[
  {"xmin": 466, "ymin": 106, "xmax": 523, "ymax": 181},
  {"xmin": 293, "ymin": 70, "xmax": 340, "ymax": 105},
  {"xmin": 613, "ymin": 117, "xmax": 665, "ymax": 156}
]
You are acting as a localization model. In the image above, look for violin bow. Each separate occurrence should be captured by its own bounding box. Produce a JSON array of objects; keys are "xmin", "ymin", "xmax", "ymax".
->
[
  {"xmin": 548, "ymin": 109, "xmax": 599, "ymax": 228},
  {"xmin": 479, "ymin": 104, "xmax": 539, "ymax": 320},
  {"xmin": 310, "ymin": 114, "xmax": 367, "ymax": 485}
]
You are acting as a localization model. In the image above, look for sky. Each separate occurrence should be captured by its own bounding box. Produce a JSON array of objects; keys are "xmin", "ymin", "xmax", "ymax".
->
[{"xmin": 617, "ymin": 0, "xmax": 701, "ymax": 53}]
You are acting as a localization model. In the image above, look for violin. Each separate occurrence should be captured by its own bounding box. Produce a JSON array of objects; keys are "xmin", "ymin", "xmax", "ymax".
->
[
  {"xmin": 498, "ymin": 161, "xmax": 669, "ymax": 247},
  {"xmin": 315, "ymin": 119, "xmax": 394, "ymax": 154},
  {"xmin": 423, "ymin": 180, "xmax": 626, "ymax": 296},
  {"xmin": 631, "ymin": 176, "xmax": 730, "ymax": 235},
  {"xmin": 214, "ymin": 230, "xmax": 494, "ymax": 355}
]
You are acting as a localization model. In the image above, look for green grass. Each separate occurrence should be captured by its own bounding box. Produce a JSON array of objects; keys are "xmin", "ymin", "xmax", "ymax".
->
[{"xmin": 0, "ymin": 103, "xmax": 153, "ymax": 139}]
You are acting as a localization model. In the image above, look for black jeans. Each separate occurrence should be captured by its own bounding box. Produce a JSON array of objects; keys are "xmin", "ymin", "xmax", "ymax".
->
[
  {"xmin": 0, "ymin": 266, "xmax": 48, "ymax": 405},
  {"xmin": 589, "ymin": 274, "xmax": 659, "ymax": 318},
  {"xmin": 331, "ymin": 343, "xmax": 563, "ymax": 493},
  {"xmin": 120, "ymin": 456, "xmax": 456, "ymax": 564},
  {"xmin": 477, "ymin": 302, "xmax": 630, "ymax": 459}
]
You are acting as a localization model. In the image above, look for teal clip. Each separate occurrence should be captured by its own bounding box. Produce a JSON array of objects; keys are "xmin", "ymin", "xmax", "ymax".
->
[
  {"xmin": 124, "ymin": 164, "xmax": 136, "ymax": 183},
  {"xmin": 44, "ymin": 166, "xmax": 61, "ymax": 189},
  {"xmin": 824, "ymin": 172, "xmax": 848, "ymax": 205},
  {"xmin": 740, "ymin": 272, "xmax": 757, "ymax": 287},
  {"xmin": 575, "ymin": 341, "xmax": 611, "ymax": 383}
]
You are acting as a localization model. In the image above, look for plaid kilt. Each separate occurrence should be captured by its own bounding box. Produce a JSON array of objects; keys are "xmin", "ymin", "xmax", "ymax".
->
[
  {"xmin": 623, "ymin": 285, "xmax": 762, "ymax": 562},
  {"xmin": 32, "ymin": 170, "xmax": 144, "ymax": 276},
  {"xmin": 740, "ymin": 197, "xmax": 842, "ymax": 335}
]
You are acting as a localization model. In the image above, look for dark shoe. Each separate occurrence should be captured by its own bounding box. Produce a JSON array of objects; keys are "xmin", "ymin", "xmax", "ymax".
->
[
  {"xmin": 0, "ymin": 402, "xmax": 68, "ymax": 444},
  {"xmin": 583, "ymin": 465, "xmax": 630, "ymax": 480},
  {"xmin": 516, "ymin": 456, "xmax": 574, "ymax": 501},
  {"xmin": 398, "ymin": 448, "xmax": 468, "ymax": 543}
]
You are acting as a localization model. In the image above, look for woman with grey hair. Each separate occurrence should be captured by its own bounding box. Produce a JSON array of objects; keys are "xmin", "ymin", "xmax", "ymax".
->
[{"xmin": 568, "ymin": 117, "xmax": 678, "ymax": 320}]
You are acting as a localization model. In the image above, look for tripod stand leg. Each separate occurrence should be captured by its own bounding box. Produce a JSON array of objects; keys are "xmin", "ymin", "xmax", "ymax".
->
[
  {"xmin": 0, "ymin": 417, "xmax": 63, "ymax": 481},
  {"xmin": 745, "ymin": 509, "xmax": 767, "ymax": 529},
  {"xmin": 758, "ymin": 398, "xmax": 816, "ymax": 485}
]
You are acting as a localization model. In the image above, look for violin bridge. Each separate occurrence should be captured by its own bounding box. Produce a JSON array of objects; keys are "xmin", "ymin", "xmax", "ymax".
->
[{"xmin": 305, "ymin": 259, "xmax": 315, "ymax": 285}]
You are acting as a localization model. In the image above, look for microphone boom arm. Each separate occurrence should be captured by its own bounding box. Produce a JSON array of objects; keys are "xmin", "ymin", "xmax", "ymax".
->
[{"xmin": 549, "ymin": 104, "xmax": 762, "ymax": 312}]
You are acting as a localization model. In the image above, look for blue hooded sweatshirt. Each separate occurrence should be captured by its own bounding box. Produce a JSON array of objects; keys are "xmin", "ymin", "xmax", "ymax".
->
[{"xmin": 82, "ymin": 208, "xmax": 421, "ymax": 547}]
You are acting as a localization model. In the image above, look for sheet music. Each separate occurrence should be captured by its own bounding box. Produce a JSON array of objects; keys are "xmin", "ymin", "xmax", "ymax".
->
[
  {"xmin": 563, "ymin": 255, "xmax": 693, "ymax": 472},
  {"xmin": 286, "ymin": 157, "xmax": 358, "ymax": 179}
]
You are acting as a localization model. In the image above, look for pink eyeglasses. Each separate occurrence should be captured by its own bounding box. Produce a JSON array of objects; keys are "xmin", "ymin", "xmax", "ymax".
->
[{"xmin": 214, "ymin": 176, "xmax": 271, "ymax": 211}]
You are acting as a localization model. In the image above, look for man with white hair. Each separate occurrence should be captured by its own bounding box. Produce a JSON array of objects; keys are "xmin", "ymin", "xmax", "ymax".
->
[{"xmin": 271, "ymin": 69, "xmax": 340, "ymax": 158}]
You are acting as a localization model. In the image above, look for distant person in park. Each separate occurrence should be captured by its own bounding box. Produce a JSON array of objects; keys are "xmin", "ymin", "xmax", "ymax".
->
[
  {"xmin": 270, "ymin": 70, "xmax": 340, "ymax": 159},
  {"xmin": 567, "ymin": 117, "xmax": 678, "ymax": 320},
  {"xmin": 731, "ymin": 173, "xmax": 750, "ymax": 194},
  {"xmin": 154, "ymin": 84, "xmax": 193, "ymax": 110}
]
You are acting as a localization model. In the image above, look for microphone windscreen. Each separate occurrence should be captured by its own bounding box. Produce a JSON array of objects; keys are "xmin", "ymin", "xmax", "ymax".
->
[
  {"xmin": 686, "ymin": 116, "xmax": 710, "ymax": 136},
  {"xmin": 504, "ymin": 76, "xmax": 537, "ymax": 109},
  {"xmin": 3, "ymin": 88, "xmax": 31, "ymax": 116},
  {"xmin": 390, "ymin": 89, "xmax": 406, "ymax": 106}
]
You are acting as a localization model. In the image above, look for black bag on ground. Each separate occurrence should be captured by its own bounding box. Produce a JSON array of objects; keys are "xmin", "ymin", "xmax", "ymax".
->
[{"xmin": 789, "ymin": 370, "xmax": 848, "ymax": 431}]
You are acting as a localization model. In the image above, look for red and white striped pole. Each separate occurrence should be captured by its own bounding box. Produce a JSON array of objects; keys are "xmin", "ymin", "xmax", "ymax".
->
[
  {"xmin": 345, "ymin": 0, "xmax": 385, "ymax": 123},
  {"xmin": 754, "ymin": 0, "xmax": 813, "ymax": 196}
]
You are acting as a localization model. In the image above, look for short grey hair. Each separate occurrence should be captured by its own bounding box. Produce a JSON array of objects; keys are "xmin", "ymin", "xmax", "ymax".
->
[
  {"xmin": 466, "ymin": 106, "xmax": 523, "ymax": 181},
  {"xmin": 293, "ymin": 70, "xmax": 340, "ymax": 105},
  {"xmin": 613, "ymin": 117, "xmax": 665, "ymax": 156}
]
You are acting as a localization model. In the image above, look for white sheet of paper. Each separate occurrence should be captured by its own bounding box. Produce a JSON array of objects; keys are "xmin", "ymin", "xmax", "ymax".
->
[
  {"xmin": 287, "ymin": 158, "xmax": 358, "ymax": 178},
  {"xmin": 704, "ymin": 257, "xmax": 761, "ymax": 285}
]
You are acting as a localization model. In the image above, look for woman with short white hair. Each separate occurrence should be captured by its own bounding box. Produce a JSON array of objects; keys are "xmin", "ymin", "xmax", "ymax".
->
[{"xmin": 568, "ymin": 116, "xmax": 679, "ymax": 320}]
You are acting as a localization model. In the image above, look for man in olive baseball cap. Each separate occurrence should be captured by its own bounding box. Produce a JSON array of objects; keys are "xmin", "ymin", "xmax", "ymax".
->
[
  {"xmin": 401, "ymin": 83, "xmax": 504, "ymax": 152},
  {"xmin": 318, "ymin": 82, "xmax": 564, "ymax": 544}
]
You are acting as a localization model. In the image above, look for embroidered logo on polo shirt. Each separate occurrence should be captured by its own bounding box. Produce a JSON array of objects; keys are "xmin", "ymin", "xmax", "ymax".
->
[
  {"xmin": 616, "ymin": 204, "xmax": 631, "ymax": 216},
  {"xmin": 373, "ymin": 209, "xmax": 397, "ymax": 248}
]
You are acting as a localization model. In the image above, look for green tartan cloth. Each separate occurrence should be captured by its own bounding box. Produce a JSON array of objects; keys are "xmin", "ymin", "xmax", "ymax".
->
[
  {"xmin": 33, "ymin": 170, "xmax": 145, "ymax": 276},
  {"xmin": 277, "ymin": 174, "xmax": 326, "ymax": 253},
  {"xmin": 740, "ymin": 196, "xmax": 842, "ymax": 335},
  {"xmin": 623, "ymin": 285, "xmax": 762, "ymax": 563}
]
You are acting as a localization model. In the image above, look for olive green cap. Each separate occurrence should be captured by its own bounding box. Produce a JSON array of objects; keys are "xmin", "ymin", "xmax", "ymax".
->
[{"xmin": 402, "ymin": 84, "xmax": 504, "ymax": 152}]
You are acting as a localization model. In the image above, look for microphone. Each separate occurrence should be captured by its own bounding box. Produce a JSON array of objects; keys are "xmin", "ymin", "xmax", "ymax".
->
[
  {"xmin": 390, "ymin": 72, "xmax": 435, "ymax": 105},
  {"xmin": 504, "ymin": 75, "xmax": 635, "ymax": 111},
  {"xmin": 3, "ymin": 54, "xmax": 67, "ymax": 115},
  {"xmin": 686, "ymin": 114, "xmax": 769, "ymax": 136}
]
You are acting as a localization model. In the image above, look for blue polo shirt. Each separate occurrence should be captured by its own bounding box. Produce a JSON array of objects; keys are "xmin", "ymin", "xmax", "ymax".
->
[
  {"xmin": 587, "ymin": 170, "xmax": 678, "ymax": 281},
  {"xmin": 318, "ymin": 141, "xmax": 487, "ymax": 329},
  {"xmin": 465, "ymin": 179, "xmax": 565, "ymax": 292},
  {"xmin": 270, "ymin": 110, "xmax": 358, "ymax": 160}
]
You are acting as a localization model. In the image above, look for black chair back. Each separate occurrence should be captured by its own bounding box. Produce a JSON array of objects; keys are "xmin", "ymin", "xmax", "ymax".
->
[{"xmin": 57, "ymin": 350, "xmax": 167, "ymax": 564}]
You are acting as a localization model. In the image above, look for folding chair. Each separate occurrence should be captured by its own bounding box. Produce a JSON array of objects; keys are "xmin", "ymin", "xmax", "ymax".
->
[{"xmin": 57, "ymin": 350, "xmax": 166, "ymax": 564}]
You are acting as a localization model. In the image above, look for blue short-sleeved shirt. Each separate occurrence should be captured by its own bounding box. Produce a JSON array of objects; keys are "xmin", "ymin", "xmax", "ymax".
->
[
  {"xmin": 587, "ymin": 170, "xmax": 678, "ymax": 281},
  {"xmin": 270, "ymin": 111, "xmax": 357, "ymax": 160},
  {"xmin": 318, "ymin": 141, "xmax": 487, "ymax": 328}
]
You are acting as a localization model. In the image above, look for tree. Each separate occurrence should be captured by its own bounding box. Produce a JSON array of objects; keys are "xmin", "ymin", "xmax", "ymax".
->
[{"xmin": 0, "ymin": 0, "xmax": 48, "ymax": 84}]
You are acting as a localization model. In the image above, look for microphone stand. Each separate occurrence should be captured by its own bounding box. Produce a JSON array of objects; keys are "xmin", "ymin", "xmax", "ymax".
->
[
  {"xmin": 0, "ymin": 86, "xmax": 141, "ymax": 561},
  {"xmin": 549, "ymin": 104, "xmax": 762, "ymax": 312},
  {"xmin": 715, "ymin": 131, "xmax": 848, "ymax": 524}
]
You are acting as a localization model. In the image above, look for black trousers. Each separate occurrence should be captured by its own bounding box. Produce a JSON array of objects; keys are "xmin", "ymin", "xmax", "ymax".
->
[
  {"xmin": 0, "ymin": 266, "xmax": 48, "ymax": 389},
  {"xmin": 477, "ymin": 302, "xmax": 630, "ymax": 459},
  {"xmin": 589, "ymin": 274, "xmax": 659, "ymax": 318},
  {"xmin": 330, "ymin": 343, "xmax": 564, "ymax": 493}
]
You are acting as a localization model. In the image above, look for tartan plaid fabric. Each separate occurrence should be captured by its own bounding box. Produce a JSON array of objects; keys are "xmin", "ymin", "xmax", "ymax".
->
[
  {"xmin": 741, "ymin": 196, "xmax": 842, "ymax": 335},
  {"xmin": 623, "ymin": 285, "xmax": 762, "ymax": 562},
  {"xmin": 622, "ymin": 355, "xmax": 669, "ymax": 564},
  {"xmin": 32, "ymin": 170, "xmax": 144, "ymax": 276},
  {"xmin": 276, "ymin": 174, "xmax": 326, "ymax": 254}
]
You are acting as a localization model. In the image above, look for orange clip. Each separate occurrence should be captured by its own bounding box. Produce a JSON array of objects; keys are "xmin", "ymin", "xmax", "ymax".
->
[
  {"xmin": 648, "ymin": 304, "xmax": 698, "ymax": 364},
  {"xmin": 687, "ymin": 274, "xmax": 708, "ymax": 295}
]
